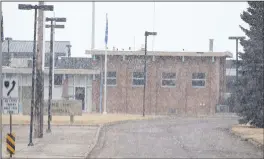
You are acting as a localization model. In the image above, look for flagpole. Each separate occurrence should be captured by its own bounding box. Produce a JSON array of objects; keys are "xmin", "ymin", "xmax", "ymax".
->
[
  {"xmin": 103, "ymin": 44, "xmax": 107, "ymax": 114},
  {"xmin": 103, "ymin": 13, "xmax": 108, "ymax": 114}
]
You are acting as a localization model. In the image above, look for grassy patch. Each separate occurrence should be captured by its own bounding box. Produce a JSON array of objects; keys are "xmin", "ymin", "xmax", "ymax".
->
[{"xmin": 1, "ymin": 113, "xmax": 155, "ymax": 125}]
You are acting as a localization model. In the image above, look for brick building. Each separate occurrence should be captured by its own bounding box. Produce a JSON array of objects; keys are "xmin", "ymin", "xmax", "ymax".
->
[{"xmin": 89, "ymin": 50, "xmax": 232, "ymax": 115}]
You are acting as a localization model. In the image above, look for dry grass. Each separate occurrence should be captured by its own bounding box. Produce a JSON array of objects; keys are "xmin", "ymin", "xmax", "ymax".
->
[
  {"xmin": 232, "ymin": 124, "xmax": 264, "ymax": 145},
  {"xmin": 1, "ymin": 113, "xmax": 155, "ymax": 125}
]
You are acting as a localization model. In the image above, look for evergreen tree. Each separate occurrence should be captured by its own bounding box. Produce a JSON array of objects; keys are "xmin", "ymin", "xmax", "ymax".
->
[{"xmin": 235, "ymin": 2, "xmax": 264, "ymax": 128}]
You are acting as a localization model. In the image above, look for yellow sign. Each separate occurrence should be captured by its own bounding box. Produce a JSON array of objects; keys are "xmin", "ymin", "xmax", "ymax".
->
[{"xmin": 6, "ymin": 133, "xmax": 15, "ymax": 155}]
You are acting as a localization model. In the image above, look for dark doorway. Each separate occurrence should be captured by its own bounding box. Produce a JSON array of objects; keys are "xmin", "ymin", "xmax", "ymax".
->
[{"xmin": 75, "ymin": 87, "xmax": 85, "ymax": 111}]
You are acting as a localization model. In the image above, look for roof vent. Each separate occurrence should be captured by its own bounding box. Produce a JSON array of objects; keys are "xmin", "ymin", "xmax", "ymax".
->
[{"xmin": 209, "ymin": 39, "xmax": 214, "ymax": 52}]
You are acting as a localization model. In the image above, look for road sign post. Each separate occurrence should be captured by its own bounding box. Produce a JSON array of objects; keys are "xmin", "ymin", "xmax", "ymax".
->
[
  {"xmin": 6, "ymin": 133, "xmax": 15, "ymax": 157},
  {"xmin": 3, "ymin": 77, "xmax": 18, "ymax": 157}
]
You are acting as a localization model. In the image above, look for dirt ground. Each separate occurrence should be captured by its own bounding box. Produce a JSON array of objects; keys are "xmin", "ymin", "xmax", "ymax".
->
[{"xmin": 232, "ymin": 125, "xmax": 264, "ymax": 145}]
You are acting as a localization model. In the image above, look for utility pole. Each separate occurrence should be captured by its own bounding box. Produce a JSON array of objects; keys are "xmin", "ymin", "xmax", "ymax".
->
[
  {"xmin": 45, "ymin": 17, "xmax": 66, "ymax": 133},
  {"xmin": 35, "ymin": 1, "xmax": 45, "ymax": 138},
  {"xmin": 143, "ymin": 31, "xmax": 157, "ymax": 117}
]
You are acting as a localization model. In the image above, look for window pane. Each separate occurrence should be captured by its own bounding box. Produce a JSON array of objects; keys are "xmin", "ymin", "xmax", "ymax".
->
[
  {"xmin": 133, "ymin": 72, "xmax": 144, "ymax": 78},
  {"xmin": 192, "ymin": 73, "xmax": 205, "ymax": 79},
  {"xmin": 192, "ymin": 80, "xmax": 205, "ymax": 87},
  {"xmin": 107, "ymin": 79, "xmax": 116, "ymax": 85},
  {"xmin": 107, "ymin": 72, "xmax": 116, "ymax": 78},
  {"xmin": 54, "ymin": 74, "xmax": 63, "ymax": 85},
  {"xmin": 162, "ymin": 80, "xmax": 176, "ymax": 86},
  {"xmin": 6, "ymin": 73, "xmax": 13, "ymax": 78},
  {"xmin": 133, "ymin": 79, "xmax": 144, "ymax": 86},
  {"xmin": 162, "ymin": 72, "xmax": 176, "ymax": 79}
]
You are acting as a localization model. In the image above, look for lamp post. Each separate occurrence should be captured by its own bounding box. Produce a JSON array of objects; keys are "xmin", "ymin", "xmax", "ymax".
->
[
  {"xmin": 228, "ymin": 36, "xmax": 245, "ymax": 112},
  {"xmin": 228, "ymin": 36, "xmax": 246, "ymax": 83},
  {"xmin": 18, "ymin": 3, "xmax": 53, "ymax": 146},
  {"xmin": 143, "ymin": 31, "xmax": 157, "ymax": 117},
  {"xmin": 0, "ymin": 5, "xmax": 3, "ymax": 158},
  {"xmin": 45, "ymin": 17, "xmax": 66, "ymax": 133},
  {"xmin": 5, "ymin": 37, "xmax": 12, "ymax": 67}
]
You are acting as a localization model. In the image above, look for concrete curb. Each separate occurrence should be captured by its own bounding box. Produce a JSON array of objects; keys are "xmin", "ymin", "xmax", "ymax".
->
[
  {"xmin": 84, "ymin": 124, "xmax": 103, "ymax": 158},
  {"xmin": 231, "ymin": 130, "xmax": 264, "ymax": 150}
]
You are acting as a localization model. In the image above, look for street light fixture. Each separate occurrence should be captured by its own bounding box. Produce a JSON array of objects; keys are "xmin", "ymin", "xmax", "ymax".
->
[
  {"xmin": 143, "ymin": 31, "xmax": 157, "ymax": 117},
  {"xmin": 45, "ymin": 17, "xmax": 66, "ymax": 133},
  {"xmin": 18, "ymin": 3, "xmax": 53, "ymax": 146},
  {"xmin": 5, "ymin": 37, "xmax": 12, "ymax": 67}
]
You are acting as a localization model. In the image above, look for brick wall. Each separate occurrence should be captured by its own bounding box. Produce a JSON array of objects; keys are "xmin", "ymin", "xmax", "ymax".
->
[{"xmin": 92, "ymin": 55, "xmax": 226, "ymax": 115}]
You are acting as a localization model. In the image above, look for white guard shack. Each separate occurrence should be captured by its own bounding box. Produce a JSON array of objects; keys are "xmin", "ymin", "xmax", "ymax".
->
[
  {"xmin": 2, "ymin": 68, "xmax": 99, "ymax": 113},
  {"xmin": 1, "ymin": 40, "xmax": 99, "ymax": 114}
]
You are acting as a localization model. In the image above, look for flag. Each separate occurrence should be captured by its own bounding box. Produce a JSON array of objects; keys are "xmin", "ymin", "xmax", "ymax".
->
[
  {"xmin": 104, "ymin": 13, "xmax": 108, "ymax": 46},
  {"xmin": 1, "ymin": 12, "xmax": 3, "ymax": 41}
]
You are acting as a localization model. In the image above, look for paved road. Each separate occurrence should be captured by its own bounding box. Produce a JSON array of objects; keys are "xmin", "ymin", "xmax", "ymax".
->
[{"xmin": 89, "ymin": 116, "xmax": 263, "ymax": 158}]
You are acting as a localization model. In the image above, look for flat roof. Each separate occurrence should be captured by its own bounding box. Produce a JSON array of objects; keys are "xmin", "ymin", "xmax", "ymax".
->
[
  {"xmin": 85, "ymin": 50, "xmax": 233, "ymax": 58},
  {"xmin": 2, "ymin": 67, "xmax": 100, "ymax": 75}
]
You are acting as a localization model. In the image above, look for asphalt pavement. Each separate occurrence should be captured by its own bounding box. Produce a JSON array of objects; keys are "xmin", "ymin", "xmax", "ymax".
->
[{"xmin": 89, "ymin": 115, "xmax": 263, "ymax": 158}]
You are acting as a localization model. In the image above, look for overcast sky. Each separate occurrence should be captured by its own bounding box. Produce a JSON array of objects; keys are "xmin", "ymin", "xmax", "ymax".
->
[{"xmin": 3, "ymin": 2, "xmax": 248, "ymax": 58}]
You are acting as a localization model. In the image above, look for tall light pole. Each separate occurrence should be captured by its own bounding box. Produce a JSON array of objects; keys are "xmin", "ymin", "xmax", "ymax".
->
[
  {"xmin": 0, "ymin": 4, "xmax": 3, "ymax": 158},
  {"xmin": 18, "ymin": 3, "xmax": 53, "ymax": 146},
  {"xmin": 143, "ymin": 31, "xmax": 157, "ymax": 117},
  {"xmin": 5, "ymin": 37, "xmax": 12, "ymax": 66},
  {"xmin": 228, "ymin": 36, "xmax": 245, "ymax": 112},
  {"xmin": 228, "ymin": 36, "xmax": 245, "ymax": 83},
  {"xmin": 45, "ymin": 17, "xmax": 66, "ymax": 133}
]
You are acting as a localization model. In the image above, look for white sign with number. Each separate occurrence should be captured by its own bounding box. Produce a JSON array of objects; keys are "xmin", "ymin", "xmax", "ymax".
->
[{"xmin": 2, "ymin": 78, "xmax": 19, "ymax": 114}]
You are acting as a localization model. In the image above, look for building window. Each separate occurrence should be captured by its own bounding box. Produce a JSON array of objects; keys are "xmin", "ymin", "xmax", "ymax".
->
[
  {"xmin": 162, "ymin": 72, "xmax": 176, "ymax": 87},
  {"xmin": 103, "ymin": 71, "xmax": 117, "ymax": 86},
  {"xmin": 54, "ymin": 74, "xmax": 63, "ymax": 86},
  {"xmin": 192, "ymin": 73, "xmax": 206, "ymax": 87},
  {"xmin": 132, "ymin": 72, "xmax": 145, "ymax": 86},
  {"xmin": 5, "ymin": 73, "xmax": 13, "ymax": 78}
]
